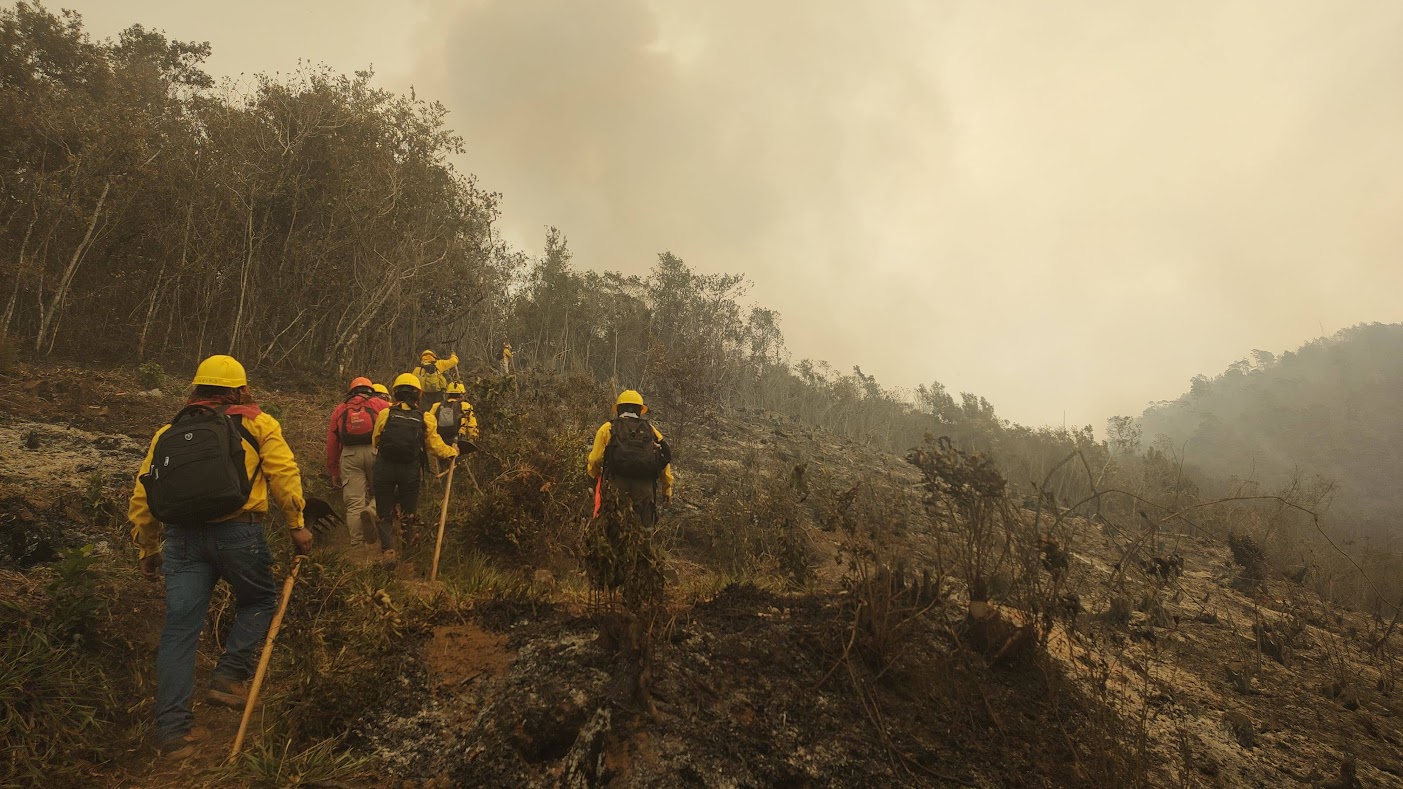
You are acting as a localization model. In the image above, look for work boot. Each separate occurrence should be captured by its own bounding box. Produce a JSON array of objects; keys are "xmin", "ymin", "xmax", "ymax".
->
[
  {"xmin": 360, "ymin": 511, "xmax": 378, "ymax": 546},
  {"xmin": 207, "ymin": 675, "xmax": 248, "ymax": 709},
  {"xmin": 158, "ymin": 725, "xmax": 209, "ymax": 758},
  {"xmin": 401, "ymin": 514, "xmax": 421, "ymax": 548}
]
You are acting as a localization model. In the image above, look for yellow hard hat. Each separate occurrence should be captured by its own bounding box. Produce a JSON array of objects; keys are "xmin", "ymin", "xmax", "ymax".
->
[
  {"xmin": 446, "ymin": 382, "xmax": 466, "ymax": 395},
  {"xmin": 614, "ymin": 389, "xmax": 647, "ymax": 414},
  {"xmin": 420, "ymin": 350, "xmax": 436, "ymax": 362},
  {"xmin": 192, "ymin": 355, "xmax": 247, "ymax": 388},
  {"xmin": 393, "ymin": 372, "xmax": 423, "ymax": 391},
  {"xmin": 371, "ymin": 383, "xmax": 389, "ymax": 395}
]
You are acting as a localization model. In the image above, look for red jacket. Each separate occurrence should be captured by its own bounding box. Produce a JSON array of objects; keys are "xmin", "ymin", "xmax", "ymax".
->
[{"xmin": 326, "ymin": 393, "xmax": 387, "ymax": 477}]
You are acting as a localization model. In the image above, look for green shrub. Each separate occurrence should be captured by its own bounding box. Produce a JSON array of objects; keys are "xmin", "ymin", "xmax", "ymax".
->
[
  {"xmin": 136, "ymin": 361, "xmax": 165, "ymax": 390},
  {"xmin": 82, "ymin": 471, "xmax": 118, "ymax": 529},
  {"xmin": 46, "ymin": 545, "xmax": 105, "ymax": 643}
]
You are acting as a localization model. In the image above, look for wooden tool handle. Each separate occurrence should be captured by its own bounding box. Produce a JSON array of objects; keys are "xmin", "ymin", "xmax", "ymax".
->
[
  {"xmin": 229, "ymin": 554, "xmax": 304, "ymax": 762},
  {"xmin": 429, "ymin": 461, "xmax": 456, "ymax": 583}
]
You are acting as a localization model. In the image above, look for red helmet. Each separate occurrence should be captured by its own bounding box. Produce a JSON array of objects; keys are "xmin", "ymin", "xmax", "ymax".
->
[{"xmin": 348, "ymin": 376, "xmax": 373, "ymax": 392}]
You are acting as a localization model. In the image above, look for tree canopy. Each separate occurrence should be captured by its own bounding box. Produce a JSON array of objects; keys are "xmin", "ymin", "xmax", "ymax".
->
[{"xmin": 1136, "ymin": 322, "xmax": 1403, "ymax": 539}]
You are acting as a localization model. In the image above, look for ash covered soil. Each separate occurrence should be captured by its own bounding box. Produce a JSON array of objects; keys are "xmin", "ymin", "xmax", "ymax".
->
[
  {"xmin": 1, "ymin": 363, "xmax": 1400, "ymax": 787},
  {"xmin": 360, "ymin": 586, "xmax": 1106, "ymax": 789}
]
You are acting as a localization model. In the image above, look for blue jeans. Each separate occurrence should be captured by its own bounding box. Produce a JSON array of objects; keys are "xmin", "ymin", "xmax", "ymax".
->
[{"xmin": 155, "ymin": 521, "xmax": 276, "ymax": 741}]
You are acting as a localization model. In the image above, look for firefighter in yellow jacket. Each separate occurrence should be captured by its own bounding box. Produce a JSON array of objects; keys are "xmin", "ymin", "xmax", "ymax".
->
[
  {"xmin": 415, "ymin": 349, "xmax": 458, "ymax": 411},
  {"xmin": 128, "ymin": 354, "xmax": 310, "ymax": 758},
  {"xmin": 371, "ymin": 373, "xmax": 458, "ymax": 559},
  {"xmin": 428, "ymin": 381, "xmax": 479, "ymax": 471},
  {"xmin": 587, "ymin": 390, "xmax": 674, "ymax": 525}
]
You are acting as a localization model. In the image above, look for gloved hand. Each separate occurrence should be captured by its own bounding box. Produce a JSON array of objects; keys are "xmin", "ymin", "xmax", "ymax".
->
[
  {"xmin": 139, "ymin": 554, "xmax": 163, "ymax": 582},
  {"xmin": 290, "ymin": 527, "xmax": 314, "ymax": 556}
]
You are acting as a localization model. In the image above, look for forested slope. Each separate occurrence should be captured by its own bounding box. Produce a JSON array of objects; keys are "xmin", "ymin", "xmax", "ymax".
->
[
  {"xmin": 1136, "ymin": 323, "xmax": 1403, "ymax": 540},
  {"xmin": 7, "ymin": 7, "xmax": 1403, "ymax": 787},
  {"xmin": 0, "ymin": 2, "xmax": 1105, "ymax": 504}
]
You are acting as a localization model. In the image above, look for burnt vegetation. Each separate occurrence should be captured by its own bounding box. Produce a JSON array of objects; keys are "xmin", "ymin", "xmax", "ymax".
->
[{"xmin": 3, "ymin": 5, "xmax": 1403, "ymax": 787}]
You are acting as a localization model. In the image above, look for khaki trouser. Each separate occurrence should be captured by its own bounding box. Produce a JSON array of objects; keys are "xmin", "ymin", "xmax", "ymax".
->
[
  {"xmin": 339, "ymin": 443, "xmax": 378, "ymax": 544},
  {"xmin": 501, "ymin": 357, "xmax": 511, "ymax": 375}
]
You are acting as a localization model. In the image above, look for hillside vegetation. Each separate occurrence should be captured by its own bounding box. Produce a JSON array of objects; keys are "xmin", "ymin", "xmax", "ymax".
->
[
  {"xmin": 5, "ymin": 5, "xmax": 1403, "ymax": 787},
  {"xmin": 3, "ymin": 362, "xmax": 1402, "ymax": 787},
  {"xmin": 0, "ymin": 2, "xmax": 1106, "ymax": 502},
  {"xmin": 1136, "ymin": 323, "xmax": 1403, "ymax": 544}
]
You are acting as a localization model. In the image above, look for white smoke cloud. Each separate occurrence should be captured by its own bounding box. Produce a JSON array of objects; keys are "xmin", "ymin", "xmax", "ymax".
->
[{"xmin": 56, "ymin": 0, "xmax": 1403, "ymax": 428}]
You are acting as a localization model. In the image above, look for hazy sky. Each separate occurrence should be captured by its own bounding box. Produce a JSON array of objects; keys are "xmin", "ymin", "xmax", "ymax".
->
[{"xmin": 58, "ymin": 0, "xmax": 1403, "ymax": 428}]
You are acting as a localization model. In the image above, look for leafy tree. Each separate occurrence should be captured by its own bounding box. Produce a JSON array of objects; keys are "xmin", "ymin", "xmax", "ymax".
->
[{"xmin": 1139, "ymin": 323, "xmax": 1403, "ymax": 539}]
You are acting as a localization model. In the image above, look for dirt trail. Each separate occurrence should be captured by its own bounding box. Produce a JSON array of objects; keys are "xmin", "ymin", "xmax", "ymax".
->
[{"xmin": 118, "ymin": 694, "xmax": 247, "ymax": 787}]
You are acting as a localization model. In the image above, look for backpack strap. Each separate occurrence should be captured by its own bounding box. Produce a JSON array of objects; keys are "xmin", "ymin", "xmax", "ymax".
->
[
  {"xmin": 216, "ymin": 405, "xmax": 264, "ymax": 489},
  {"xmin": 604, "ymin": 417, "xmax": 620, "ymax": 470}
]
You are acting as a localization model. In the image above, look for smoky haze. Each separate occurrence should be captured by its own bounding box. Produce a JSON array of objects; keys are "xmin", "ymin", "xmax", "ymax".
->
[{"xmin": 59, "ymin": 0, "xmax": 1403, "ymax": 428}]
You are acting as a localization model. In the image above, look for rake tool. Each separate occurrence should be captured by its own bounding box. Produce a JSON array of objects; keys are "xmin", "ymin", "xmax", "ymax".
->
[{"xmin": 302, "ymin": 496, "xmax": 346, "ymax": 537}]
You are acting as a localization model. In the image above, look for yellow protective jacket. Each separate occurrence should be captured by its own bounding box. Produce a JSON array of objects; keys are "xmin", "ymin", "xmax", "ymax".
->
[
  {"xmin": 129, "ymin": 404, "xmax": 305, "ymax": 560},
  {"xmin": 416, "ymin": 353, "xmax": 458, "ymax": 393},
  {"xmin": 372, "ymin": 402, "xmax": 459, "ymax": 460},
  {"xmin": 428, "ymin": 400, "xmax": 480, "ymax": 442},
  {"xmin": 587, "ymin": 417, "xmax": 674, "ymax": 499}
]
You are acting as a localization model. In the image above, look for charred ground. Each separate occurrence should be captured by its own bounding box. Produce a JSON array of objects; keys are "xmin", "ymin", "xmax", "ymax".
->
[{"xmin": 1, "ymin": 362, "xmax": 1399, "ymax": 788}]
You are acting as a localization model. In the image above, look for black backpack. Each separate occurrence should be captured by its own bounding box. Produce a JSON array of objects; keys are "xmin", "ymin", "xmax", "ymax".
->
[
  {"xmin": 378, "ymin": 407, "xmax": 425, "ymax": 463},
  {"xmin": 604, "ymin": 417, "xmax": 669, "ymax": 479},
  {"xmin": 140, "ymin": 405, "xmax": 260, "ymax": 525},
  {"xmin": 436, "ymin": 401, "xmax": 462, "ymax": 444}
]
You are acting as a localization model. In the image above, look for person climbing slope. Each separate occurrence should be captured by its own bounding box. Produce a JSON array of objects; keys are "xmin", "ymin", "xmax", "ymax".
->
[
  {"xmin": 326, "ymin": 376, "xmax": 388, "ymax": 546},
  {"xmin": 428, "ymin": 381, "xmax": 480, "ymax": 472},
  {"xmin": 501, "ymin": 341, "xmax": 513, "ymax": 375},
  {"xmin": 415, "ymin": 349, "xmax": 458, "ymax": 412},
  {"xmin": 583, "ymin": 389, "xmax": 673, "ymax": 706},
  {"xmin": 372, "ymin": 373, "xmax": 458, "ymax": 561},
  {"xmin": 586, "ymin": 390, "xmax": 674, "ymax": 526},
  {"xmin": 128, "ymin": 354, "xmax": 311, "ymax": 758}
]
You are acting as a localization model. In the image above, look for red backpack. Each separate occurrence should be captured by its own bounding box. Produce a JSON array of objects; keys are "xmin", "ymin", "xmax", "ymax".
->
[{"xmin": 338, "ymin": 396, "xmax": 377, "ymax": 445}]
